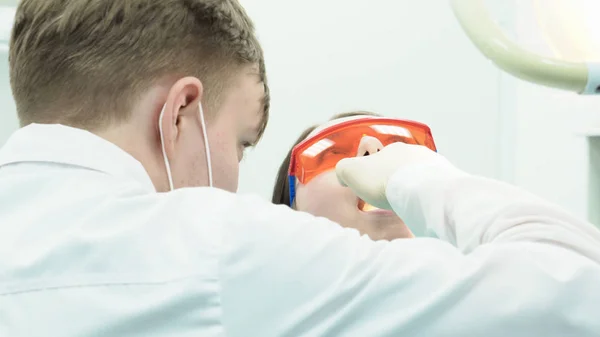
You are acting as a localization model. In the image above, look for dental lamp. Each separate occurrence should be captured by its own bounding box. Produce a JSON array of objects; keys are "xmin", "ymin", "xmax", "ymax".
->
[{"xmin": 450, "ymin": 0, "xmax": 600, "ymax": 95}]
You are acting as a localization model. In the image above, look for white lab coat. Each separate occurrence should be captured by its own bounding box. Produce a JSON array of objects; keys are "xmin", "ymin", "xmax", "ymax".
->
[{"xmin": 0, "ymin": 124, "xmax": 599, "ymax": 337}]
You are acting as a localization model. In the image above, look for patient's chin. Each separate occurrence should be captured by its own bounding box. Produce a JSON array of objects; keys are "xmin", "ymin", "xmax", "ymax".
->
[
  {"xmin": 359, "ymin": 212, "xmax": 413, "ymax": 240},
  {"xmin": 370, "ymin": 223, "xmax": 414, "ymax": 241}
]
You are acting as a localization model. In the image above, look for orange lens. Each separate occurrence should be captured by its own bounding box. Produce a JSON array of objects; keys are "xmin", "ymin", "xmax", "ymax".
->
[{"xmin": 289, "ymin": 118, "xmax": 436, "ymax": 184}]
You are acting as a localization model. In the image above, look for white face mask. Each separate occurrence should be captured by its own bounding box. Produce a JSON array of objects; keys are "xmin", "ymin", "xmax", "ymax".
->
[{"xmin": 158, "ymin": 102, "xmax": 213, "ymax": 191}]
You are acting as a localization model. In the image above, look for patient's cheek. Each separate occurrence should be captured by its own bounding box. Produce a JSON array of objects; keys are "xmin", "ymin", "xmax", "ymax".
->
[{"xmin": 295, "ymin": 172, "xmax": 355, "ymax": 219}]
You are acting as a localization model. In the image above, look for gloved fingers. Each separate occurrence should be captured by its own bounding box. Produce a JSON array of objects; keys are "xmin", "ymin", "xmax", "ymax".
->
[
  {"xmin": 336, "ymin": 157, "xmax": 381, "ymax": 205},
  {"xmin": 335, "ymin": 157, "xmax": 356, "ymax": 188}
]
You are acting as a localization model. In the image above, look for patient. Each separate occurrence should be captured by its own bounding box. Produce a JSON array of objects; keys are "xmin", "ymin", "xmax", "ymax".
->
[{"xmin": 272, "ymin": 111, "xmax": 434, "ymax": 240}]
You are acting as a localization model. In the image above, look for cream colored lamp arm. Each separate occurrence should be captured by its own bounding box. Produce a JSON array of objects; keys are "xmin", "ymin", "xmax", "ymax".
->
[{"xmin": 450, "ymin": 0, "xmax": 600, "ymax": 94}]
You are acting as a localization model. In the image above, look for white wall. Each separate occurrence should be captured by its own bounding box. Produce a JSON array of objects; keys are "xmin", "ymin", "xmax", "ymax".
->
[
  {"xmin": 238, "ymin": 0, "xmax": 514, "ymax": 200},
  {"xmin": 512, "ymin": 1, "xmax": 600, "ymax": 223},
  {"xmin": 0, "ymin": 5, "xmax": 17, "ymax": 144},
  {"xmin": 0, "ymin": 51, "xmax": 17, "ymax": 146}
]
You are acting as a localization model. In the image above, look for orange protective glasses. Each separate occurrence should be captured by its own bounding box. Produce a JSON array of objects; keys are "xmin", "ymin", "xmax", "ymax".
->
[{"xmin": 287, "ymin": 117, "xmax": 437, "ymax": 206}]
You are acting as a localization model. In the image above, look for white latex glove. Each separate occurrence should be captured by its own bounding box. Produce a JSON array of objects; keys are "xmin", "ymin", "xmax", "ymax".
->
[{"xmin": 335, "ymin": 142, "xmax": 456, "ymax": 211}]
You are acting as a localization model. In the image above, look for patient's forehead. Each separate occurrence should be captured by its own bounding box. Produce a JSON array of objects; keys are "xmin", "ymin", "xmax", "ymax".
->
[{"xmin": 307, "ymin": 115, "xmax": 377, "ymax": 139}]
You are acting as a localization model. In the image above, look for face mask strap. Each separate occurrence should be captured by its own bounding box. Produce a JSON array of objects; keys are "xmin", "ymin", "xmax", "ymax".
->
[
  {"xmin": 158, "ymin": 104, "xmax": 175, "ymax": 191},
  {"xmin": 198, "ymin": 102, "xmax": 213, "ymax": 188}
]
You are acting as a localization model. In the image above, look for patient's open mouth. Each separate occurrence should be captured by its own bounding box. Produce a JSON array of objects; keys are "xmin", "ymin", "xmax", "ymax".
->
[{"xmin": 357, "ymin": 198, "xmax": 380, "ymax": 212}]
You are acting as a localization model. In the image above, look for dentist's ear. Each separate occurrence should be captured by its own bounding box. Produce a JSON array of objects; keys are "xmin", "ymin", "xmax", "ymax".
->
[
  {"xmin": 166, "ymin": 77, "xmax": 204, "ymax": 125},
  {"xmin": 157, "ymin": 77, "xmax": 205, "ymax": 192},
  {"xmin": 159, "ymin": 77, "xmax": 203, "ymax": 154}
]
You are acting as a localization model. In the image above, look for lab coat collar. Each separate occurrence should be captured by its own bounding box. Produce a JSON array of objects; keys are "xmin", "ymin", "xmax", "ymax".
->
[{"xmin": 0, "ymin": 123, "xmax": 156, "ymax": 192}]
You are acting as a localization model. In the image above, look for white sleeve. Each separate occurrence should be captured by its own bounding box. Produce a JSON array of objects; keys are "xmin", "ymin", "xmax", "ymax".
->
[
  {"xmin": 220, "ymin": 168, "xmax": 600, "ymax": 337},
  {"xmin": 385, "ymin": 159, "xmax": 600, "ymax": 262}
]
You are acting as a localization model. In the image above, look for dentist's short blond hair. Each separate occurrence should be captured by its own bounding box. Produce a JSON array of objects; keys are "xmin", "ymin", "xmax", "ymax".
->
[{"xmin": 9, "ymin": 0, "xmax": 269, "ymax": 137}]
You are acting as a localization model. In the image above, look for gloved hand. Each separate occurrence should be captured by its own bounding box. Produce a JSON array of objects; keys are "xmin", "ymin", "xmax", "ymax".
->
[{"xmin": 335, "ymin": 142, "xmax": 458, "ymax": 211}]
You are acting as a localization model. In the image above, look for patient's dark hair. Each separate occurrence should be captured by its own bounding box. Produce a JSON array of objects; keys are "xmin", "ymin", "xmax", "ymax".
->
[{"xmin": 271, "ymin": 111, "xmax": 380, "ymax": 207}]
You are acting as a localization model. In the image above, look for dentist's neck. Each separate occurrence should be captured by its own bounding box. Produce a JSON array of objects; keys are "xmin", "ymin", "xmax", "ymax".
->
[{"xmin": 95, "ymin": 119, "xmax": 171, "ymax": 193}]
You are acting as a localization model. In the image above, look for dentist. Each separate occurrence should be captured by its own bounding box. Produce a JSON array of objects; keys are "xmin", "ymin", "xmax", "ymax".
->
[{"xmin": 0, "ymin": 0, "xmax": 599, "ymax": 336}]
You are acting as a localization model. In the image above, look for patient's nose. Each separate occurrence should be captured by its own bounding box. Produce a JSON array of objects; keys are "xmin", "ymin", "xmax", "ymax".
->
[{"xmin": 356, "ymin": 136, "xmax": 383, "ymax": 157}]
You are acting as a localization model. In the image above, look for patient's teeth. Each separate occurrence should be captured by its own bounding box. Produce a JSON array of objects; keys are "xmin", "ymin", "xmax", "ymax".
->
[{"xmin": 362, "ymin": 202, "xmax": 379, "ymax": 211}]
